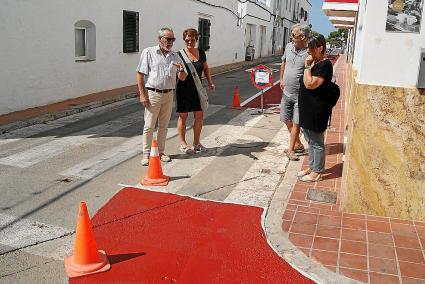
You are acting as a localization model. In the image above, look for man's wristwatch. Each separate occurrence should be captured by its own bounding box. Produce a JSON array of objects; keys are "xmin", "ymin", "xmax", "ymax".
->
[{"xmin": 305, "ymin": 65, "xmax": 312, "ymax": 69}]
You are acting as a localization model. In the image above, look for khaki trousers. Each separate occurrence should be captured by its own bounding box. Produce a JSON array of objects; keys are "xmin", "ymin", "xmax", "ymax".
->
[{"xmin": 142, "ymin": 90, "xmax": 174, "ymax": 156}]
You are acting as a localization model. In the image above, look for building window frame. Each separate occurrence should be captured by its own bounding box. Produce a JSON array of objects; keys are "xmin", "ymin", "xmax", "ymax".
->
[
  {"xmin": 198, "ymin": 18, "xmax": 211, "ymax": 51},
  {"xmin": 74, "ymin": 20, "xmax": 96, "ymax": 62},
  {"xmin": 123, "ymin": 10, "xmax": 139, "ymax": 53},
  {"xmin": 75, "ymin": 27, "xmax": 87, "ymax": 59}
]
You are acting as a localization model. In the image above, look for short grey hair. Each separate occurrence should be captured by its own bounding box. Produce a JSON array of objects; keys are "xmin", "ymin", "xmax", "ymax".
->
[
  {"xmin": 158, "ymin": 27, "xmax": 173, "ymax": 38},
  {"xmin": 291, "ymin": 23, "xmax": 310, "ymax": 38}
]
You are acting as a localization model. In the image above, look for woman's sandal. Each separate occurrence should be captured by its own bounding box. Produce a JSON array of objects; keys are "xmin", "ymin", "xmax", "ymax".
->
[
  {"xmin": 299, "ymin": 173, "xmax": 322, "ymax": 182},
  {"xmin": 180, "ymin": 144, "xmax": 195, "ymax": 155},
  {"xmin": 297, "ymin": 168, "xmax": 312, "ymax": 177},
  {"xmin": 194, "ymin": 144, "xmax": 207, "ymax": 153}
]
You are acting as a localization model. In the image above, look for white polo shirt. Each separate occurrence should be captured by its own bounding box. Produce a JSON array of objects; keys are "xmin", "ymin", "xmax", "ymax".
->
[{"xmin": 136, "ymin": 45, "xmax": 184, "ymax": 90}]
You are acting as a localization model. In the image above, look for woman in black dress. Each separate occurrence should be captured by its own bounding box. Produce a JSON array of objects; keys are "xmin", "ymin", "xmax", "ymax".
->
[
  {"xmin": 176, "ymin": 28, "xmax": 215, "ymax": 154},
  {"xmin": 297, "ymin": 34, "xmax": 333, "ymax": 182}
]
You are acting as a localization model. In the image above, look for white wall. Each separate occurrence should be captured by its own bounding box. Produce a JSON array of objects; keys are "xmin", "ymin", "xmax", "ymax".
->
[
  {"xmin": 239, "ymin": 1, "xmax": 274, "ymax": 58},
  {"xmin": 352, "ymin": 0, "xmax": 367, "ymax": 71},
  {"xmin": 355, "ymin": 0, "xmax": 425, "ymax": 87},
  {"xmin": 0, "ymin": 0, "xmax": 244, "ymax": 115},
  {"xmin": 274, "ymin": 0, "xmax": 311, "ymax": 55}
]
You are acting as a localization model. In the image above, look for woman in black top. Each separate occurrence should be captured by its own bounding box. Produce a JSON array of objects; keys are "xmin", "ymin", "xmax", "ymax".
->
[
  {"xmin": 297, "ymin": 34, "xmax": 333, "ymax": 182},
  {"xmin": 176, "ymin": 28, "xmax": 215, "ymax": 154}
]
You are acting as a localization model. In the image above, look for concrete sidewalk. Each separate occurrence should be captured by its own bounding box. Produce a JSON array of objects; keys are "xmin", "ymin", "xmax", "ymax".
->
[{"xmin": 0, "ymin": 56, "xmax": 280, "ymax": 134}]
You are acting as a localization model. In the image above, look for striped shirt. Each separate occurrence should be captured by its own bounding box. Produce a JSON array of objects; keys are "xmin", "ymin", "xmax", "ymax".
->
[{"xmin": 136, "ymin": 45, "xmax": 184, "ymax": 90}]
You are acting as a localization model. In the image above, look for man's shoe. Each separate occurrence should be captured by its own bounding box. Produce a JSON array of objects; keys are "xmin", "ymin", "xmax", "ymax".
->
[
  {"xmin": 160, "ymin": 153, "xmax": 171, "ymax": 162},
  {"xmin": 294, "ymin": 145, "xmax": 305, "ymax": 153},
  {"xmin": 141, "ymin": 156, "xmax": 149, "ymax": 166},
  {"xmin": 286, "ymin": 151, "xmax": 299, "ymax": 161},
  {"xmin": 284, "ymin": 147, "xmax": 306, "ymax": 156}
]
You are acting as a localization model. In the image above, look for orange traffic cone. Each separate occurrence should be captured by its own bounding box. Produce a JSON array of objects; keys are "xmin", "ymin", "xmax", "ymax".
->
[
  {"xmin": 141, "ymin": 140, "xmax": 169, "ymax": 186},
  {"xmin": 232, "ymin": 86, "xmax": 241, "ymax": 109},
  {"xmin": 64, "ymin": 202, "xmax": 110, "ymax": 278}
]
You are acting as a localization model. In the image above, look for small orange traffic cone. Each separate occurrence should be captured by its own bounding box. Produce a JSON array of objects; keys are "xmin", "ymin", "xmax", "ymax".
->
[
  {"xmin": 232, "ymin": 86, "xmax": 241, "ymax": 109},
  {"xmin": 141, "ymin": 140, "xmax": 169, "ymax": 186},
  {"xmin": 64, "ymin": 202, "xmax": 110, "ymax": 278}
]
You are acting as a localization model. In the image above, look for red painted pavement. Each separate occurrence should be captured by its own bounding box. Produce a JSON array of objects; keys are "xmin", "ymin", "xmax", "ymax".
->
[
  {"xmin": 245, "ymin": 84, "xmax": 282, "ymax": 110},
  {"xmin": 69, "ymin": 187, "xmax": 313, "ymax": 283}
]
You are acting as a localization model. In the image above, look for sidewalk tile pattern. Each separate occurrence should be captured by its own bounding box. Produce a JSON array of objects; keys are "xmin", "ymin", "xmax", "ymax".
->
[{"xmin": 282, "ymin": 57, "xmax": 425, "ymax": 284}]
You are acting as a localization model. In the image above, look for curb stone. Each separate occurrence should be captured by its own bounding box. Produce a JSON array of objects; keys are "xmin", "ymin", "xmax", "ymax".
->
[
  {"xmin": 0, "ymin": 92, "xmax": 137, "ymax": 134},
  {"xmin": 264, "ymin": 158, "xmax": 362, "ymax": 284}
]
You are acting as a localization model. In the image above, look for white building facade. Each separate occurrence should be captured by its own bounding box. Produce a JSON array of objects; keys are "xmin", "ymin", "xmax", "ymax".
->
[{"xmin": 0, "ymin": 0, "xmax": 310, "ymax": 116}]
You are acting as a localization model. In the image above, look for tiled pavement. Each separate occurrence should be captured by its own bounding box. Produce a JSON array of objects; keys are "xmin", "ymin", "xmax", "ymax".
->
[{"xmin": 281, "ymin": 56, "xmax": 425, "ymax": 284}]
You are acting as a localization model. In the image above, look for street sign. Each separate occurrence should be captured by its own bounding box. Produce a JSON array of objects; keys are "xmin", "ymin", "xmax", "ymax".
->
[
  {"xmin": 250, "ymin": 65, "xmax": 273, "ymax": 90},
  {"xmin": 249, "ymin": 65, "xmax": 274, "ymax": 114}
]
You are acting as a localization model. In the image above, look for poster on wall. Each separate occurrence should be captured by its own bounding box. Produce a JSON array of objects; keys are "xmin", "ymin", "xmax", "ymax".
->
[{"xmin": 386, "ymin": 0, "xmax": 424, "ymax": 33}]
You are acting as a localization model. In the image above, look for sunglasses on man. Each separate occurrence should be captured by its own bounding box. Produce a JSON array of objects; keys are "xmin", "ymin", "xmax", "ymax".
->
[
  {"xmin": 162, "ymin": 37, "xmax": 176, "ymax": 43},
  {"xmin": 291, "ymin": 33, "xmax": 303, "ymax": 39}
]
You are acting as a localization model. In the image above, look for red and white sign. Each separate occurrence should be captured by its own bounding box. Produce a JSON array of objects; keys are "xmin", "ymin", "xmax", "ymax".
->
[{"xmin": 250, "ymin": 65, "xmax": 273, "ymax": 90}]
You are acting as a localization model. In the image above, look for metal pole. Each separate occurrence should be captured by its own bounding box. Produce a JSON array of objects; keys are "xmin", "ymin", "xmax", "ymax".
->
[{"xmin": 260, "ymin": 89, "xmax": 264, "ymax": 114}]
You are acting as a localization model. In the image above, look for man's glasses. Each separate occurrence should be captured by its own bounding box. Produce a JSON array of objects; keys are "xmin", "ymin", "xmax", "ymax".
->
[
  {"xmin": 291, "ymin": 33, "xmax": 302, "ymax": 39},
  {"xmin": 162, "ymin": 37, "xmax": 176, "ymax": 43}
]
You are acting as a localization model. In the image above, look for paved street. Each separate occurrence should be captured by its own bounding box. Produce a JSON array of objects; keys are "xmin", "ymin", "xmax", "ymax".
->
[{"xmin": 0, "ymin": 62, "xmax": 288, "ymax": 283}]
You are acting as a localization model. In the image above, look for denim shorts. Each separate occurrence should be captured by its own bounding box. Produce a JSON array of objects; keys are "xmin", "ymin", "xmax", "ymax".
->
[{"xmin": 280, "ymin": 94, "xmax": 299, "ymax": 124}]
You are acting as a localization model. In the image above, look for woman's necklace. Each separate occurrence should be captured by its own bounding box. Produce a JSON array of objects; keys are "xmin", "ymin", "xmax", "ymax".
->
[
  {"xmin": 314, "ymin": 57, "xmax": 325, "ymax": 65},
  {"xmin": 185, "ymin": 48, "xmax": 199, "ymax": 62}
]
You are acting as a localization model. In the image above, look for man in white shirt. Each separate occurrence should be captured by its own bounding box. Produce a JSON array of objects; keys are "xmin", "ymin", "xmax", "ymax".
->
[{"xmin": 137, "ymin": 27, "xmax": 187, "ymax": 166}]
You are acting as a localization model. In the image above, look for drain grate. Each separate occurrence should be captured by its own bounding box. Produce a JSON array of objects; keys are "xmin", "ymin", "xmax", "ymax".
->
[{"xmin": 307, "ymin": 188, "xmax": 337, "ymax": 204}]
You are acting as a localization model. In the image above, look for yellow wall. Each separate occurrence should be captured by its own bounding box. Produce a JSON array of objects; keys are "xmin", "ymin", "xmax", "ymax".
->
[{"xmin": 342, "ymin": 65, "xmax": 425, "ymax": 220}]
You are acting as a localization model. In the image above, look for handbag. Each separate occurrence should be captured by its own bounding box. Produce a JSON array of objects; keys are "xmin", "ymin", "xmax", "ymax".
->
[
  {"xmin": 180, "ymin": 49, "xmax": 208, "ymax": 111},
  {"xmin": 327, "ymin": 75, "xmax": 340, "ymax": 108}
]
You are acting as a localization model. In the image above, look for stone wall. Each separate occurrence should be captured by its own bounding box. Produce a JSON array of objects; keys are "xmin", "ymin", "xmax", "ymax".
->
[{"xmin": 342, "ymin": 66, "xmax": 425, "ymax": 220}]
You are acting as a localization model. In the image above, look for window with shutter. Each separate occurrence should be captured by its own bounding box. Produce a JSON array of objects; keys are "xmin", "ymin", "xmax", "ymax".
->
[
  {"xmin": 198, "ymin": 18, "xmax": 211, "ymax": 51},
  {"xmin": 123, "ymin": 11, "xmax": 139, "ymax": 53}
]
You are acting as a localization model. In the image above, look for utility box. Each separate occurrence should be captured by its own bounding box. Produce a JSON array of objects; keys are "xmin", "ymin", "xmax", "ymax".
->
[{"xmin": 417, "ymin": 49, "xmax": 425, "ymax": 88}]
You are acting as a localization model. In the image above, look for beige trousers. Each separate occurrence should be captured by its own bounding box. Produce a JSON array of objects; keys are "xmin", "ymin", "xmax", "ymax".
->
[{"xmin": 142, "ymin": 90, "xmax": 174, "ymax": 156}]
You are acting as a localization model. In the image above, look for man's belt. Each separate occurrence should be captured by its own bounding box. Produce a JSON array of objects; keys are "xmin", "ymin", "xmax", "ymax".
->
[{"xmin": 146, "ymin": 87, "xmax": 173, "ymax": 93}]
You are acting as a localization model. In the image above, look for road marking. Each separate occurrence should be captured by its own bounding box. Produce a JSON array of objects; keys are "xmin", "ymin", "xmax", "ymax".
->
[
  {"xmin": 240, "ymin": 80, "xmax": 280, "ymax": 107},
  {"xmin": 244, "ymin": 68, "xmax": 279, "ymax": 73},
  {"xmin": 0, "ymin": 99, "xmax": 139, "ymax": 147},
  {"xmin": 124, "ymin": 109, "xmax": 265, "ymax": 195},
  {"xmin": 224, "ymin": 125, "xmax": 289, "ymax": 207},
  {"xmin": 0, "ymin": 111, "xmax": 142, "ymax": 168},
  {"xmin": 60, "ymin": 105, "xmax": 224, "ymax": 179},
  {"xmin": 0, "ymin": 213, "xmax": 72, "ymax": 259}
]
